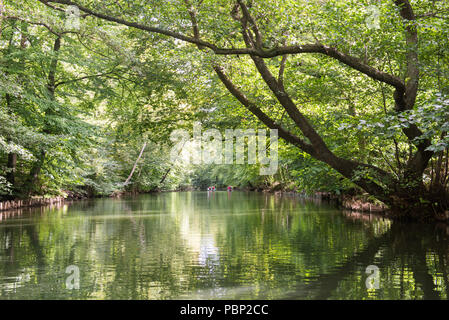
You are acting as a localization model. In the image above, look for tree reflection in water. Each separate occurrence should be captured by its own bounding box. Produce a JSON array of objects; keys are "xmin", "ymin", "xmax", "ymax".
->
[
  {"xmin": 286, "ymin": 211, "xmax": 449, "ymax": 299},
  {"xmin": 0, "ymin": 192, "xmax": 447, "ymax": 300}
]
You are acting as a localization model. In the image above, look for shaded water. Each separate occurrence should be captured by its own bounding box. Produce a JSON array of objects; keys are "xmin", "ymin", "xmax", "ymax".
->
[{"xmin": 0, "ymin": 191, "xmax": 448, "ymax": 300}]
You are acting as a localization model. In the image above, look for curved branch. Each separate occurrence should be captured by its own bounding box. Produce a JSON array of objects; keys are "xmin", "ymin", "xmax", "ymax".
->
[
  {"xmin": 39, "ymin": 0, "xmax": 405, "ymax": 91},
  {"xmin": 54, "ymin": 70, "xmax": 117, "ymax": 88},
  {"xmin": 278, "ymin": 55, "xmax": 288, "ymax": 91},
  {"xmin": 4, "ymin": 15, "xmax": 76, "ymax": 37},
  {"xmin": 213, "ymin": 65, "xmax": 315, "ymax": 154}
]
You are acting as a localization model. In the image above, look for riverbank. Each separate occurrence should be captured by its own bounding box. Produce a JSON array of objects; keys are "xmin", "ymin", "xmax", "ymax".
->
[
  {"xmin": 256, "ymin": 185, "xmax": 388, "ymax": 213},
  {"xmin": 2, "ymin": 188, "xmax": 448, "ymax": 223},
  {"xmin": 0, "ymin": 187, "xmax": 386, "ymax": 215},
  {"xmin": 0, "ymin": 196, "xmax": 66, "ymax": 212},
  {"xmin": 340, "ymin": 195, "xmax": 387, "ymax": 212},
  {"xmin": 0, "ymin": 190, "xmax": 88, "ymax": 212},
  {"xmin": 2, "ymin": 190, "xmax": 448, "ymax": 300}
]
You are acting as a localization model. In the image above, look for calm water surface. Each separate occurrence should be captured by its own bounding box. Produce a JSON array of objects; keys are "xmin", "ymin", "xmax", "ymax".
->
[{"xmin": 0, "ymin": 191, "xmax": 448, "ymax": 299}]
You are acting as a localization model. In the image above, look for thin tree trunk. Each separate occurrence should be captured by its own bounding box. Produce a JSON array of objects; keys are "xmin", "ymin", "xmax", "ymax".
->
[
  {"xmin": 4, "ymin": 28, "xmax": 19, "ymax": 194},
  {"xmin": 0, "ymin": 0, "xmax": 4, "ymax": 40},
  {"xmin": 6, "ymin": 152, "xmax": 17, "ymax": 187},
  {"xmin": 159, "ymin": 139, "xmax": 187, "ymax": 185},
  {"xmin": 124, "ymin": 142, "xmax": 147, "ymax": 186},
  {"xmin": 159, "ymin": 167, "xmax": 171, "ymax": 185},
  {"xmin": 25, "ymin": 150, "xmax": 46, "ymax": 195},
  {"xmin": 5, "ymin": 94, "xmax": 16, "ymax": 189}
]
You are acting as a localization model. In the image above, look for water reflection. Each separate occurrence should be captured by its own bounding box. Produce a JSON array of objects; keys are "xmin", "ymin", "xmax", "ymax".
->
[{"xmin": 0, "ymin": 192, "xmax": 447, "ymax": 299}]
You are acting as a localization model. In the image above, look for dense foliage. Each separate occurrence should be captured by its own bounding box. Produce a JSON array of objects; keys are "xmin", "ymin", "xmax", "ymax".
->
[{"xmin": 0, "ymin": 0, "xmax": 448, "ymax": 219}]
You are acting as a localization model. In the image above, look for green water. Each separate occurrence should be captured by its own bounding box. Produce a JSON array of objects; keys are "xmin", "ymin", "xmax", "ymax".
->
[{"xmin": 0, "ymin": 191, "xmax": 448, "ymax": 300}]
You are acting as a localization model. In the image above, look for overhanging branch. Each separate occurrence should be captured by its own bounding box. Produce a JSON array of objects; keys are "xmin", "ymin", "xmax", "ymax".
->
[{"xmin": 39, "ymin": 0, "xmax": 405, "ymax": 91}]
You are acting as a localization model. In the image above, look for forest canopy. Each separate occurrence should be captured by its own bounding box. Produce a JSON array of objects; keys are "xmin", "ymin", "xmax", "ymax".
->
[{"xmin": 0, "ymin": 0, "xmax": 448, "ymax": 220}]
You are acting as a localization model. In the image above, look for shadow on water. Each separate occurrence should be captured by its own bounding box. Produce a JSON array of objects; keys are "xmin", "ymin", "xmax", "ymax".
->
[{"xmin": 285, "ymin": 211, "xmax": 449, "ymax": 300}]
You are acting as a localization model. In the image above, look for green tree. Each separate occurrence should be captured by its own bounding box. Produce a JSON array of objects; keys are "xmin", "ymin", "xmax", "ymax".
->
[{"xmin": 32, "ymin": 0, "xmax": 448, "ymax": 219}]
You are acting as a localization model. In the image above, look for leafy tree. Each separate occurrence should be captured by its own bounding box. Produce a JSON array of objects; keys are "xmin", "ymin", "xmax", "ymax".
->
[{"xmin": 30, "ymin": 0, "xmax": 448, "ymax": 219}]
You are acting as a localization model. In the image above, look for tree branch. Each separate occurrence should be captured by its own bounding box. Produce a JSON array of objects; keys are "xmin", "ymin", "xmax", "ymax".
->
[
  {"xmin": 393, "ymin": 0, "xmax": 433, "ymax": 174},
  {"xmin": 237, "ymin": 0, "xmax": 263, "ymax": 49},
  {"xmin": 393, "ymin": 0, "xmax": 418, "ymax": 109},
  {"xmin": 213, "ymin": 65, "xmax": 315, "ymax": 155},
  {"xmin": 124, "ymin": 142, "xmax": 147, "ymax": 186},
  {"xmin": 4, "ymin": 15, "xmax": 76, "ymax": 37},
  {"xmin": 54, "ymin": 70, "xmax": 117, "ymax": 88},
  {"xmin": 39, "ymin": 0, "xmax": 405, "ymax": 91},
  {"xmin": 182, "ymin": 0, "xmax": 203, "ymax": 50},
  {"xmin": 233, "ymin": 2, "xmax": 392, "ymax": 197},
  {"xmin": 47, "ymin": 36, "xmax": 61, "ymax": 96},
  {"xmin": 278, "ymin": 54, "xmax": 288, "ymax": 91}
]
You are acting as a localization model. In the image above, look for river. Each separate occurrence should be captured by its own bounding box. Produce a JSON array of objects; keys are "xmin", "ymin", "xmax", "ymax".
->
[{"xmin": 0, "ymin": 191, "xmax": 448, "ymax": 299}]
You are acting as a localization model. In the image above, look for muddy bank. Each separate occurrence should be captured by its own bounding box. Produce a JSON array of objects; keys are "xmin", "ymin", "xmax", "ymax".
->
[
  {"xmin": 0, "ymin": 188, "xmax": 384, "ymax": 214},
  {"xmin": 340, "ymin": 195, "xmax": 387, "ymax": 212},
  {"xmin": 0, "ymin": 191, "xmax": 87, "ymax": 212},
  {"xmin": 0, "ymin": 196, "xmax": 66, "ymax": 212},
  {"xmin": 258, "ymin": 187, "xmax": 388, "ymax": 213}
]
